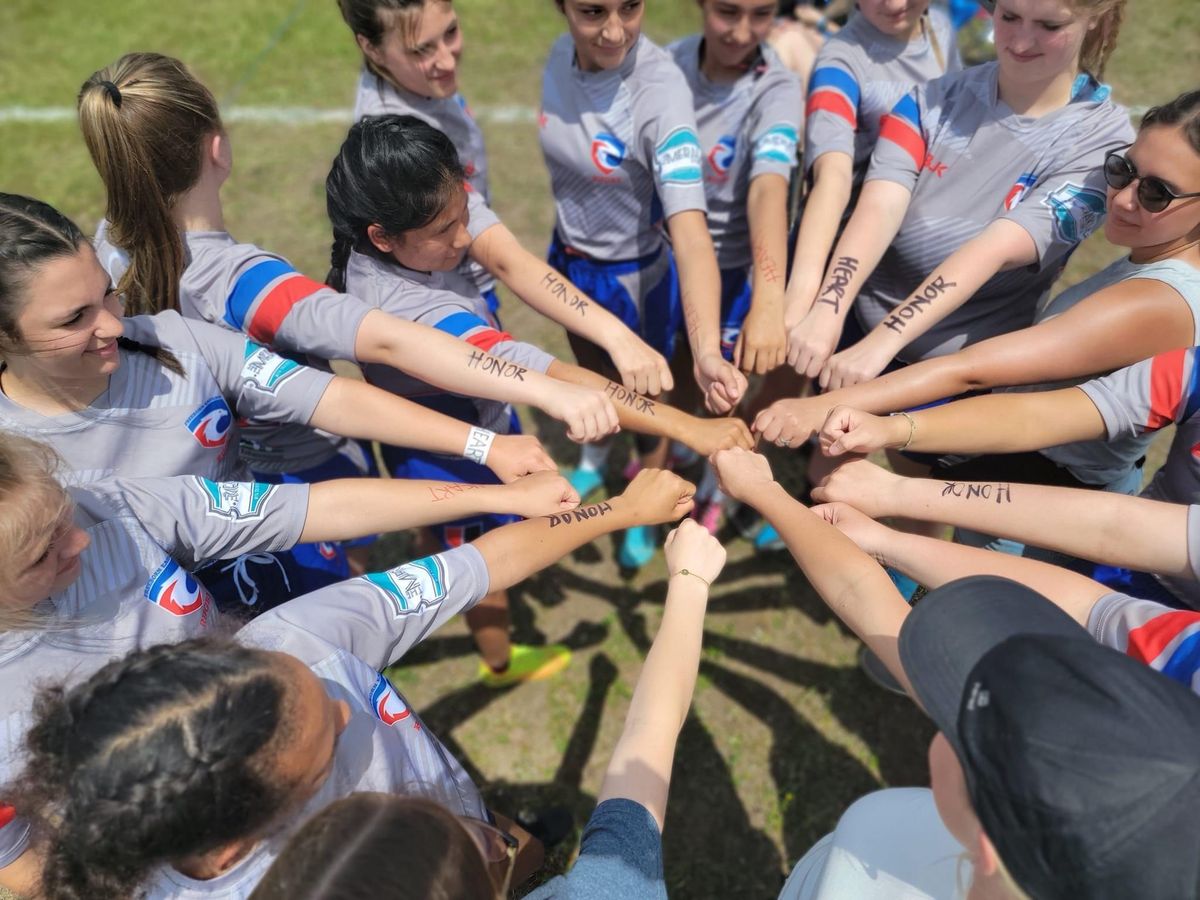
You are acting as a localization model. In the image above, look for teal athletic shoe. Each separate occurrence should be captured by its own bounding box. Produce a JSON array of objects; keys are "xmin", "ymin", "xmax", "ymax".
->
[
  {"xmin": 566, "ymin": 466, "xmax": 604, "ymax": 501},
  {"xmin": 618, "ymin": 525, "xmax": 657, "ymax": 570},
  {"xmin": 753, "ymin": 523, "xmax": 785, "ymax": 552}
]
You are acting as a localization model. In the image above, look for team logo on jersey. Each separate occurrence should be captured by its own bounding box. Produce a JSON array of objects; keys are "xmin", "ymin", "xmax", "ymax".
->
[
  {"xmin": 369, "ymin": 673, "xmax": 415, "ymax": 727},
  {"xmin": 707, "ymin": 135, "xmax": 737, "ymax": 181},
  {"xmin": 192, "ymin": 478, "xmax": 276, "ymax": 521},
  {"xmin": 1042, "ymin": 182, "xmax": 1107, "ymax": 243},
  {"xmin": 185, "ymin": 396, "xmax": 234, "ymax": 449},
  {"xmin": 363, "ymin": 555, "xmax": 447, "ymax": 618},
  {"xmin": 317, "ymin": 542, "xmax": 339, "ymax": 561},
  {"xmin": 590, "ymin": 132, "xmax": 627, "ymax": 175},
  {"xmin": 145, "ymin": 557, "xmax": 213, "ymax": 618},
  {"xmin": 655, "ymin": 127, "xmax": 703, "ymax": 185},
  {"xmin": 753, "ymin": 124, "xmax": 799, "ymax": 167},
  {"xmin": 241, "ymin": 343, "xmax": 301, "ymax": 395},
  {"xmin": 1004, "ymin": 172, "xmax": 1039, "ymax": 211}
]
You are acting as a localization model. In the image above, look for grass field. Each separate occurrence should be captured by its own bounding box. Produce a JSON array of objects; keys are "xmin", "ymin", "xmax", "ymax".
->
[{"xmin": 2, "ymin": 1, "xmax": 1199, "ymax": 897}]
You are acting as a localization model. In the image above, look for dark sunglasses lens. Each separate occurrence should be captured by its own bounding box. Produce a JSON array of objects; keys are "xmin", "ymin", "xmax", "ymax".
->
[
  {"xmin": 1104, "ymin": 153, "xmax": 1134, "ymax": 189},
  {"xmin": 1137, "ymin": 178, "xmax": 1172, "ymax": 213}
]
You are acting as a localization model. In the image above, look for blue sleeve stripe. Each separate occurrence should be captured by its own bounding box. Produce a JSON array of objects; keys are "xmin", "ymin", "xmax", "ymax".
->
[
  {"xmin": 224, "ymin": 259, "xmax": 296, "ymax": 332},
  {"xmin": 890, "ymin": 93, "xmax": 921, "ymax": 127},
  {"xmin": 1182, "ymin": 350, "xmax": 1200, "ymax": 422},
  {"xmin": 1161, "ymin": 630, "xmax": 1200, "ymax": 685},
  {"xmin": 435, "ymin": 311, "xmax": 491, "ymax": 336},
  {"xmin": 808, "ymin": 67, "xmax": 861, "ymax": 106}
]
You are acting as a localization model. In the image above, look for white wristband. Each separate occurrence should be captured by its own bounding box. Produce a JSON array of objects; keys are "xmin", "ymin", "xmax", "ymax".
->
[{"xmin": 463, "ymin": 427, "xmax": 496, "ymax": 466}]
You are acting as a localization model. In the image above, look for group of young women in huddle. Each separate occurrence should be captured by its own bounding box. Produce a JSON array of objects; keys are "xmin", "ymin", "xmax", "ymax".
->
[{"xmin": 2, "ymin": 0, "xmax": 1199, "ymax": 896}]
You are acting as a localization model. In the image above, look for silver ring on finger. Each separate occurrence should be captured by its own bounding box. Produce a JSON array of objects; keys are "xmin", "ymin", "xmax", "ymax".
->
[{"xmin": 777, "ymin": 437, "xmax": 791, "ymax": 448}]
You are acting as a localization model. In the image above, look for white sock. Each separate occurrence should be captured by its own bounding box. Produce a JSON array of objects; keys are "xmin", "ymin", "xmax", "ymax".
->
[{"xmin": 577, "ymin": 440, "xmax": 612, "ymax": 472}]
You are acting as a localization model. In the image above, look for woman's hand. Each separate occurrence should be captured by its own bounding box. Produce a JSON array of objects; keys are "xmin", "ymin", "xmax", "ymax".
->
[
  {"xmin": 753, "ymin": 397, "xmax": 829, "ymax": 449},
  {"xmin": 496, "ymin": 471, "xmax": 580, "ymax": 518},
  {"xmin": 606, "ymin": 334, "xmax": 673, "ymax": 397},
  {"xmin": 618, "ymin": 468, "xmax": 697, "ymax": 524},
  {"xmin": 819, "ymin": 405, "xmax": 907, "ymax": 457},
  {"xmin": 785, "ymin": 310, "xmax": 843, "ymax": 378},
  {"xmin": 543, "ymin": 383, "xmax": 622, "ymax": 443},
  {"xmin": 664, "ymin": 518, "xmax": 727, "ymax": 586},
  {"xmin": 486, "ymin": 434, "xmax": 558, "ymax": 483},
  {"xmin": 735, "ymin": 300, "xmax": 787, "ymax": 376},
  {"xmin": 818, "ymin": 331, "xmax": 894, "ymax": 391},
  {"xmin": 681, "ymin": 416, "xmax": 755, "ymax": 456},
  {"xmin": 811, "ymin": 458, "xmax": 903, "ymax": 518},
  {"xmin": 811, "ymin": 501, "xmax": 893, "ymax": 564},
  {"xmin": 694, "ymin": 352, "xmax": 749, "ymax": 415},
  {"xmin": 709, "ymin": 447, "xmax": 777, "ymax": 504}
]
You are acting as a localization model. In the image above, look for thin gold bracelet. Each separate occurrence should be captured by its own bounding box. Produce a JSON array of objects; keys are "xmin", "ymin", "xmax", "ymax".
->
[
  {"xmin": 670, "ymin": 568, "xmax": 711, "ymax": 587},
  {"xmin": 891, "ymin": 411, "xmax": 917, "ymax": 451}
]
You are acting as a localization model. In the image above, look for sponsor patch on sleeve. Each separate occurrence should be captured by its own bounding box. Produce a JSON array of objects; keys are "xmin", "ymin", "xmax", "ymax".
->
[
  {"xmin": 753, "ymin": 124, "xmax": 799, "ymax": 166},
  {"xmin": 363, "ymin": 555, "xmax": 448, "ymax": 618},
  {"xmin": 192, "ymin": 477, "xmax": 276, "ymax": 521},
  {"xmin": 655, "ymin": 126, "xmax": 703, "ymax": 185},
  {"xmin": 241, "ymin": 342, "xmax": 302, "ymax": 394},
  {"xmin": 1041, "ymin": 182, "xmax": 1107, "ymax": 244}
]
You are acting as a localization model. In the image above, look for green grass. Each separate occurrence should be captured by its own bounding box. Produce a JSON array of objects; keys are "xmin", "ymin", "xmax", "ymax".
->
[{"xmin": 1, "ymin": 2, "xmax": 1198, "ymax": 898}]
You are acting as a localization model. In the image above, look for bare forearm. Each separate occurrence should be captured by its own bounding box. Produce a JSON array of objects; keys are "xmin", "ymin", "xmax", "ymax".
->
[
  {"xmin": 0, "ymin": 847, "xmax": 42, "ymax": 897},
  {"xmin": 748, "ymin": 483, "xmax": 911, "ymax": 689},
  {"xmin": 890, "ymin": 477, "xmax": 1191, "ymax": 577},
  {"xmin": 310, "ymin": 377, "xmax": 472, "ymax": 457},
  {"xmin": 669, "ymin": 210, "xmax": 723, "ymax": 357},
  {"xmin": 879, "ymin": 529, "xmax": 1110, "ymax": 626},
  {"xmin": 785, "ymin": 157, "xmax": 852, "ymax": 315},
  {"xmin": 549, "ymin": 360, "xmax": 681, "ymax": 441},
  {"xmin": 300, "ymin": 479, "xmax": 517, "ymax": 542},
  {"xmin": 747, "ymin": 174, "xmax": 790, "ymax": 310}
]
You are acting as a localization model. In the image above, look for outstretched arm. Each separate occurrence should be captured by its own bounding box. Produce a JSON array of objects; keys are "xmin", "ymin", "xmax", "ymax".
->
[
  {"xmin": 310, "ymin": 376, "xmax": 555, "ymax": 483},
  {"xmin": 668, "ymin": 209, "xmax": 749, "ymax": 414},
  {"xmin": 352, "ymin": 309, "xmax": 619, "ymax": 442},
  {"xmin": 711, "ymin": 448, "xmax": 912, "ymax": 690},
  {"xmin": 735, "ymin": 173, "xmax": 791, "ymax": 375},
  {"xmin": 814, "ymin": 459, "xmax": 1192, "ymax": 579},
  {"xmin": 819, "ymin": 387, "xmax": 1105, "ymax": 457},
  {"xmin": 470, "ymin": 223, "xmax": 673, "ymax": 396},
  {"xmin": 546, "ymin": 360, "xmax": 754, "ymax": 456},
  {"xmin": 299, "ymin": 472, "xmax": 580, "ymax": 543},
  {"xmin": 597, "ymin": 520, "xmax": 726, "ymax": 830}
]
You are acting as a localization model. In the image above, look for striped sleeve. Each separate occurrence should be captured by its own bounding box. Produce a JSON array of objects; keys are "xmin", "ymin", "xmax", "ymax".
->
[
  {"xmin": 804, "ymin": 64, "xmax": 860, "ymax": 165},
  {"xmin": 1078, "ymin": 348, "xmax": 1200, "ymax": 440},
  {"xmin": 433, "ymin": 311, "xmax": 555, "ymax": 373},
  {"xmin": 1088, "ymin": 591, "xmax": 1200, "ymax": 695},
  {"xmin": 872, "ymin": 92, "xmax": 926, "ymax": 177},
  {"xmin": 223, "ymin": 259, "xmax": 330, "ymax": 345}
]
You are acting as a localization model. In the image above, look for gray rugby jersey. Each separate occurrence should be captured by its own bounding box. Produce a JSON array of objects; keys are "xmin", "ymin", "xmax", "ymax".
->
[
  {"xmin": 1022, "ymin": 259, "xmax": 1200, "ymax": 487},
  {"xmin": 0, "ymin": 312, "xmax": 332, "ymax": 484},
  {"xmin": 667, "ymin": 37, "xmax": 802, "ymax": 270},
  {"xmin": 540, "ymin": 32, "xmax": 709, "ymax": 260},
  {"xmin": 345, "ymin": 249, "xmax": 553, "ymax": 434},
  {"xmin": 142, "ymin": 544, "xmax": 491, "ymax": 898},
  {"xmin": 805, "ymin": 7, "xmax": 958, "ymax": 184},
  {"xmin": 0, "ymin": 475, "xmax": 308, "ymax": 866},
  {"xmin": 856, "ymin": 63, "xmax": 1133, "ymax": 361},
  {"xmin": 353, "ymin": 68, "xmax": 499, "ymax": 295},
  {"xmin": 1089, "ymin": 580, "xmax": 1200, "ymax": 674}
]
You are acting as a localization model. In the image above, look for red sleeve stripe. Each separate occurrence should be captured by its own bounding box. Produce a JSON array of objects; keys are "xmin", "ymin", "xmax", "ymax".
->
[
  {"xmin": 1125, "ymin": 610, "xmax": 1200, "ymax": 666},
  {"xmin": 807, "ymin": 90, "xmax": 858, "ymax": 128},
  {"xmin": 465, "ymin": 328, "xmax": 515, "ymax": 352},
  {"xmin": 1147, "ymin": 348, "xmax": 1189, "ymax": 429},
  {"xmin": 247, "ymin": 273, "xmax": 329, "ymax": 345},
  {"xmin": 878, "ymin": 114, "xmax": 926, "ymax": 170},
  {"xmin": 0, "ymin": 804, "xmax": 15, "ymax": 829}
]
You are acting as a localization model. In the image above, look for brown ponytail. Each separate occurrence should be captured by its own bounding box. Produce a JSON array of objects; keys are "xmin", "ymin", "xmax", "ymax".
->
[
  {"xmin": 1073, "ymin": 0, "xmax": 1126, "ymax": 80},
  {"xmin": 77, "ymin": 53, "xmax": 222, "ymax": 316}
]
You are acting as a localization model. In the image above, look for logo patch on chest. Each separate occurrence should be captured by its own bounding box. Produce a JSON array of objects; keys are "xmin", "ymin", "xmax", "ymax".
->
[
  {"xmin": 590, "ymin": 132, "xmax": 627, "ymax": 175},
  {"xmin": 145, "ymin": 557, "xmax": 213, "ymax": 619},
  {"xmin": 369, "ymin": 673, "xmax": 418, "ymax": 728},
  {"xmin": 186, "ymin": 396, "xmax": 233, "ymax": 449},
  {"xmin": 706, "ymin": 135, "xmax": 737, "ymax": 181}
]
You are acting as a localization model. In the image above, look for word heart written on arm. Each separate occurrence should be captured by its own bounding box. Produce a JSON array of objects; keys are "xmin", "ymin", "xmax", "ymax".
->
[{"xmin": 816, "ymin": 256, "xmax": 860, "ymax": 313}]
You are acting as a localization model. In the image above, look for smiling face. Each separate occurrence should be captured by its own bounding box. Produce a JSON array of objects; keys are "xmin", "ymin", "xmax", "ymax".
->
[
  {"xmin": 992, "ymin": 0, "xmax": 1092, "ymax": 85},
  {"xmin": 373, "ymin": 183, "xmax": 472, "ymax": 272},
  {"xmin": 855, "ymin": 0, "xmax": 931, "ymax": 39},
  {"xmin": 4, "ymin": 243, "xmax": 124, "ymax": 388},
  {"xmin": 699, "ymin": 0, "xmax": 775, "ymax": 73},
  {"xmin": 559, "ymin": 0, "xmax": 645, "ymax": 72},
  {"xmin": 359, "ymin": 0, "xmax": 463, "ymax": 99},
  {"xmin": 1104, "ymin": 124, "xmax": 1200, "ymax": 255}
]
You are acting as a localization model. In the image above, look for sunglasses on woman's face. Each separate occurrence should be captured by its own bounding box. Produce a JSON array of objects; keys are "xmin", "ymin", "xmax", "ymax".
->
[{"xmin": 1104, "ymin": 147, "xmax": 1200, "ymax": 214}]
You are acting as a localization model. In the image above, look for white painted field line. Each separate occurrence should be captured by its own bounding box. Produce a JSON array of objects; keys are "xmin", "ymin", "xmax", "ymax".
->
[{"xmin": 0, "ymin": 103, "xmax": 540, "ymax": 125}]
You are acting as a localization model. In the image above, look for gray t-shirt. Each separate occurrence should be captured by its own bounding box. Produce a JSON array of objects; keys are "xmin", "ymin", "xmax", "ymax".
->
[
  {"xmin": 141, "ymin": 544, "xmax": 492, "ymax": 899},
  {"xmin": 0, "ymin": 475, "xmax": 308, "ymax": 866},
  {"xmin": 344, "ymin": 249, "xmax": 553, "ymax": 433},
  {"xmin": 805, "ymin": 7, "xmax": 959, "ymax": 186},
  {"xmin": 353, "ymin": 68, "xmax": 500, "ymax": 295},
  {"xmin": 667, "ymin": 37, "xmax": 802, "ymax": 270},
  {"xmin": 1032, "ymin": 258, "xmax": 1200, "ymax": 486},
  {"xmin": 540, "ymin": 32, "xmax": 709, "ymax": 261},
  {"xmin": 0, "ymin": 311, "xmax": 333, "ymax": 484},
  {"xmin": 857, "ymin": 64, "xmax": 1134, "ymax": 360}
]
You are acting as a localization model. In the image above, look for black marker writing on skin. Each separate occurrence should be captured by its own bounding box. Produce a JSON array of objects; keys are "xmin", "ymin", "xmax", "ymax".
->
[
  {"xmin": 604, "ymin": 381, "xmax": 657, "ymax": 416},
  {"xmin": 429, "ymin": 482, "xmax": 485, "ymax": 502},
  {"xmin": 941, "ymin": 481, "xmax": 1012, "ymax": 504},
  {"xmin": 546, "ymin": 501, "xmax": 614, "ymax": 528},
  {"xmin": 540, "ymin": 272, "xmax": 589, "ymax": 316},
  {"xmin": 467, "ymin": 350, "xmax": 527, "ymax": 381},
  {"xmin": 882, "ymin": 275, "xmax": 957, "ymax": 333},
  {"xmin": 817, "ymin": 256, "xmax": 860, "ymax": 312}
]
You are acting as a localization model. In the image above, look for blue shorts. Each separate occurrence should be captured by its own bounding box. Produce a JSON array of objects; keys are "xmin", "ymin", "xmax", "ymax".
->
[
  {"xmin": 380, "ymin": 410, "xmax": 520, "ymax": 551},
  {"xmin": 254, "ymin": 439, "xmax": 380, "ymax": 550},
  {"xmin": 547, "ymin": 233, "xmax": 682, "ymax": 360},
  {"xmin": 718, "ymin": 266, "xmax": 754, "ymax": 362},
  {"xmin": 199, "ymin": 541, "xmax": 349, "ymax": 616}
]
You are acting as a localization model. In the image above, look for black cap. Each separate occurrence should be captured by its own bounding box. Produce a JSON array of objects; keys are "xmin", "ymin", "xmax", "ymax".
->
[{"xmin": 900, "ymin": 576, "xmax": 1200, "ymax": 899}]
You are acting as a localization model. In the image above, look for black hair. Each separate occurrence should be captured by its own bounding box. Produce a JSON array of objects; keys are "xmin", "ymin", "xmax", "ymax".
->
[
  {"xmin": 0, "ymin": 193, "xmax": 184, "ymax": 376},
  {"xmin": 1142, "ymin": 89, "xmax": 1200, "ymax": 155},
  {"xmin": 325, "ymin": 114, "xmax": 465, "ymax": 291},
  {"xmin": 8, "ymin": 637, "xmax": 291, "ymax": 900}
]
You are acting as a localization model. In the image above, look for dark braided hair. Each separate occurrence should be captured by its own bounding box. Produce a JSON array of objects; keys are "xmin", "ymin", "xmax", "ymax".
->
[
  {"xmin": 8, "ymin": 637, "xmax": 292, "ymax": 900},
  {"xmin": 325, "ymin": 114, "xmax": 465, "ymax": 291},
  {"xmin": 0, "ymin": 193, "xmax": 184, "ymax": 376}
]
